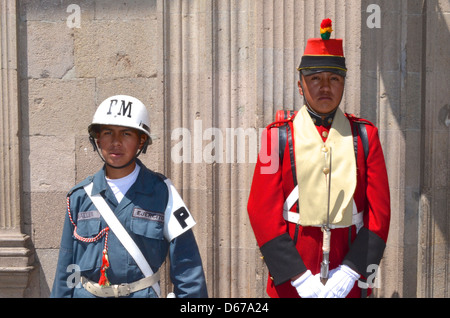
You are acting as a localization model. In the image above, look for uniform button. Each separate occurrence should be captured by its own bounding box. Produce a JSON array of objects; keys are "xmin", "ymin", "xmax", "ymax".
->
[
  {"xmin": 322, "ymin": 131, "xmax": 328, "ymax": 138},
  {"xmin": 321, "ymin": 146, "xmax": 329, "ymax": 153}
]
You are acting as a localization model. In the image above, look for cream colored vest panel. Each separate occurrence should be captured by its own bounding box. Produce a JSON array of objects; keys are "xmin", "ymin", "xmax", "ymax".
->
[{"xmin": 293, "ymin": 106, "xmax": 356, "ymax": 227}]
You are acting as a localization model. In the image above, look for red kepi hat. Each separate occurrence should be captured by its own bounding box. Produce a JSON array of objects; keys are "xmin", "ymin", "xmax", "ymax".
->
[{"xmin": 297, "ymin": 19, "xmax": 347, "ymax": 77}]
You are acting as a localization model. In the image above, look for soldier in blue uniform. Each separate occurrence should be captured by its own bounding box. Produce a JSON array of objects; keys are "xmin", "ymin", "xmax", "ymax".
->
[{"xmin": 51, "ymin": 95, "xmax": 208, "ymax": 298}]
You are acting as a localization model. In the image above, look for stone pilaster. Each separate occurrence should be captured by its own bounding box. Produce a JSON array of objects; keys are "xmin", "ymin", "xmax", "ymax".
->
[{"xmin": 0, "ymin": 0, "xmax": 34, "ymax": 297}]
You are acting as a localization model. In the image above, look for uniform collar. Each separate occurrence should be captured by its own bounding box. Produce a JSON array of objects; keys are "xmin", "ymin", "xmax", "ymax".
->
[
  {"xmin": 90, "ymin": 159, "xmax": 142, "ymax": 195},
  {"xmin": 90, "ymin": 167, "xmax": 109, "ymax": 196},
  {"xmin": 306, "ymin": 106, "xmax": 337, "ymax": 127},
  {"xmin": 90, "ymin": 159, "xmax": 157, "ymax": 199}
]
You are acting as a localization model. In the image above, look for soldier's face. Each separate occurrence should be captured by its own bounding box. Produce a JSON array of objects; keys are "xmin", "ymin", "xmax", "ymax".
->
[
  {"xmin": 298, "ymin": 72, "xmax": 345, "ymax": 114},
  {"xmin": 96, "ymin": 125, "xmax": 147, "ymax": 178}
]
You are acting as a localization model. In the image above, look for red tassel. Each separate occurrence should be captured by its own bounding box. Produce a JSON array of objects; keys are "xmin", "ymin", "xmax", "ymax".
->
[{"xmin": 98, "ymin": 249, "xmax": 110, "ymax": 287}]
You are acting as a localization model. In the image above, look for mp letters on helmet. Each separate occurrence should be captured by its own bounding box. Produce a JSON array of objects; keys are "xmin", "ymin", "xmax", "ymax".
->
[
  {"xmin": 108, "ymin": 98, "xmax": 133, "ymax": 118},
  {"xmin": 89, "ymin": 95, "xmax": 152, "ymax": 141},
  {"xmin": 101, "ymin": 97, "xmax": 151, "ymax": 137}
]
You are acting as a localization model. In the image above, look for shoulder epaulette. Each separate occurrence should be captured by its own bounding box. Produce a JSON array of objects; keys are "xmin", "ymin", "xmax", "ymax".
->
[
  {"xmin": 67, "ymin": 176, "xmax": 94, "ymax": 197},
  {"xmin": 346, "ymin": 113, "xmax": 375, "ymax": 127},
  {"xmin": 267, "ymin": 110, "xmax": 297, "ymax": 129},
  {"xmin": 268, "ymin": 119, "xmax": 290, "ymax": 129},
  {"xmin": 151, "ymin": 171, "xmax": 168, "ymax": 182}
]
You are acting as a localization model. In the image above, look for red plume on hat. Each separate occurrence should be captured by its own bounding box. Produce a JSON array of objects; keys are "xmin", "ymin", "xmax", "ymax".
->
[{"xmin": 320, "ymin": 18, "xmax": 333, "ymax": 40}]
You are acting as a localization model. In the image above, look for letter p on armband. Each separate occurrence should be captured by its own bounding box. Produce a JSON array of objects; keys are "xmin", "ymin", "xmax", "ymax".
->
[{"xmin": 174, "ymin": 207, "xmax": 189, "ymax": 229}]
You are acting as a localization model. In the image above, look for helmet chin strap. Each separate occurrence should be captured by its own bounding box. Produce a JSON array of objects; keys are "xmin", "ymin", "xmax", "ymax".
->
[{"xmin": 89, "ymin": 136, "xmax": 149, "ymax": 170}]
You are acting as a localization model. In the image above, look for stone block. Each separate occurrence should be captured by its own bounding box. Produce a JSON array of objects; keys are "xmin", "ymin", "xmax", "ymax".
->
[
  {"xmin": 94, "ymin": 0, "xmax": 157, "ymax": 20},
  {"xmin": 74, "ymin": 19, "xmax": 159, "ymax": 79},
  {"xmin": 30, "ymin": 192, "xmax": 67, "ymax": 249},
  {"xmin": 25, "ymin": 21, "xmax": 74, "ymax": 79},
  {"xmin": 26, "ymin": 78, "xmax": 96, "ymax": 137},
  {"xmin": 26, "ymin": 136, "xmax": 75, "ymax": 193}
]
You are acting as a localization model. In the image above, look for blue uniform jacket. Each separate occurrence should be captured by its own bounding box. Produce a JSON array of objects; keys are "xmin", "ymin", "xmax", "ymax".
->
[{"xmin": 50, "ymin": 160, "xmax": 208, "ymax": 298}]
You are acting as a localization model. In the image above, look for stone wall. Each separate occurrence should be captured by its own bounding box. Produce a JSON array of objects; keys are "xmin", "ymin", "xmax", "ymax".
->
[{"xmin": 0, "ymin": 0, "xmax": 448, "ymax": 298}]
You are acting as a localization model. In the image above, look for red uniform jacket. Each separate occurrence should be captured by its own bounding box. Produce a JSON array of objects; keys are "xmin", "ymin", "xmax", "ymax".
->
[{"xmin": 247, "ymin": 111, "xmax": 390, "ymax": 298}]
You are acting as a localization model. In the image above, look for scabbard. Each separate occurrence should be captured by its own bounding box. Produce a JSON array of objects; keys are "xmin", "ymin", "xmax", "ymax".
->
[
  {"xmin": 320, "ymin": 227, "xmax": 331, "ymax": 285},
  {"xmin": 320, "ymin": 146, "xmax": 332, "ymax": 285}
]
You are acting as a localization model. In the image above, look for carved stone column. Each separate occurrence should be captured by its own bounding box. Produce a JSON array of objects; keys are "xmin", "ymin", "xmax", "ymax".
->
[
  {"xmin": 417, "ymin": 0, "xmax": 450, "ymax": 298},
  {"xmin": 0, "ymin": 0, "xmax": 34, "ymax": 297}
]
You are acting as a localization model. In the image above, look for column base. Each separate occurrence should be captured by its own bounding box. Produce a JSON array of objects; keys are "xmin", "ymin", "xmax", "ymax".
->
[{"xmin": 0, "ymin": 232, "xmax": 34, "ymax": 297}]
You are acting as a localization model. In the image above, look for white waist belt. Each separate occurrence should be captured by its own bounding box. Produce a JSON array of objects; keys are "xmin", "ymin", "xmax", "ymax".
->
[
  {"xmin": 283, "ymin": 185, "xmax": 364, "ymax": 231},
  {"xmin": 283, "ymin": 208, "xmax": 364, "ymax": 230},
  {"xmin": 81, "ymin": 271, "xmax": 160, "ymax": 298}
]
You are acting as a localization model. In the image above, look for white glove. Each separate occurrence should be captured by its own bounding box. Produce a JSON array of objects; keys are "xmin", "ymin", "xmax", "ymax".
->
[
  {"xmin": 291, "ymin": 270, "xmax": 324, "ymax": 298},
  {"xmin": 319, "ymin": 265, "xmax": 360, "ymax": 298}
]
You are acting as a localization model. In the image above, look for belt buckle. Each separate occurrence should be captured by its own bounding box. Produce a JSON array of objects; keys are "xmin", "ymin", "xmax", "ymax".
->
[{"xmin": 118, "ymin": 283, "xmax": 131, "ymax": 297}]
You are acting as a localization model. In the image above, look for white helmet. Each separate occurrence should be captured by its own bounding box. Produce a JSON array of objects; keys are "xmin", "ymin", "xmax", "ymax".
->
[{"xmin": 88, "ymin": 95, "xmax": 152, "ymax": 145}]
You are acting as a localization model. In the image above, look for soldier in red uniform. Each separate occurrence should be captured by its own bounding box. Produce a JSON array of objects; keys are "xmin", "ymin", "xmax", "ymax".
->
[{"xmin": 247, "ymin": 19, "xmax": 390, "ymax": 298}]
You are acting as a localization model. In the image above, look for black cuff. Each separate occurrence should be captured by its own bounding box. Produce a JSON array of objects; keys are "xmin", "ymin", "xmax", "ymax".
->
[
  {"xmin": 343, "ymin": 227, "xmax": 386, "ymax": 278},
  {"xmin": 260, "ymin": 233, "xmax": 307, "ymax": 286}
]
